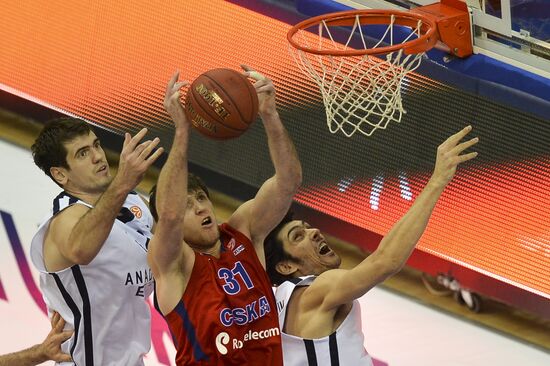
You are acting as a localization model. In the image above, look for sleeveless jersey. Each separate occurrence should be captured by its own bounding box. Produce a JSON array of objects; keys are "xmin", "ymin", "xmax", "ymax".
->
[
  {"xmin": 275, "ymin": 276, "xmax": 373, "ymax": 366},
  {"xmin": 30, "ymin": 191, "xmax": 154, "ymax": 366},
  {"xmin": 163, "ymin": 223, "xmax": 283, "ymax": 366}
]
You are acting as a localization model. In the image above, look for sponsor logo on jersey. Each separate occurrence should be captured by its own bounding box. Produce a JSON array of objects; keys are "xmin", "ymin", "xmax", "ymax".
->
[
  {"xmin": 215, "ymin": 327, "xmax": 280, "ymax": 354},
  {"xmin": 233, "ymin": 245, "xmax": 245, "ymax": 256},
  {"xmin": 215, "ymin": 332, "xmax": 230, "ymax": 355},
  {"xmin": 227, "ymin": 238, "xmax": 236, "ymax": 251},
  {"xmin": 130, "ymin": 205, "xmax": 142, "ymax": 218}
]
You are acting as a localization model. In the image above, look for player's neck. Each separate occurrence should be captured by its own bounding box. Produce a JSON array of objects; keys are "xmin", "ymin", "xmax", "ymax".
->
[
  {"xmin": 192, "ymin": 240, "xmax": 222, "ymax": 258},
  {"xmin": 63, "ymin": 188, "xmax": 104, "ymax": 206}
]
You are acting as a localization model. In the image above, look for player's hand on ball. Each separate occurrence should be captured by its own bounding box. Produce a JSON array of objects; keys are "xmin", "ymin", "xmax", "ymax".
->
[
  {"xmin": 430, "ymin": 125, "xmax": 478, "ymax": 188},
  {"xmin": 164, "ymin": 71, "xmax": 190, "ymax": 130},
  {"xmin": 241, "ymin": 65, "xmax": 276, "ymax": 117}
]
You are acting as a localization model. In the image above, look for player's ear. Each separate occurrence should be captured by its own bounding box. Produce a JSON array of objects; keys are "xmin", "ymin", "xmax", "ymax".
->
[
  {"xmin": 275, "ymin": 260, "xmax": 298, "ymax": 276},
  {"xmin": 50, "ymin": 167, "xmax": 68, "ymax": 186}
]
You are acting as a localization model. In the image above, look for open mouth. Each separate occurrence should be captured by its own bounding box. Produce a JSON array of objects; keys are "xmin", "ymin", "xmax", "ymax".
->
[
  {"xmin": 97, "ymin": 165, "xmax": 107, "ymax": 173},
  {"xmin": 201, "ymin": 216, "xmax": 212, "ymax": 226},
  {"xmin": 319, "ymin": 242, "xmax": 332, "ymax": 255}
]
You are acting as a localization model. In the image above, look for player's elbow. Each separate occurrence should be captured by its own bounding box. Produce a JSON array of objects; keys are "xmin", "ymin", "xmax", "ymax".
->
[
  {"xmin": 293, "ymin": 166, "xmax": 303, "ymax": 189},
  {"xmin": 284, "ymin": 166, "xmax": 303, "ymax": 193}
]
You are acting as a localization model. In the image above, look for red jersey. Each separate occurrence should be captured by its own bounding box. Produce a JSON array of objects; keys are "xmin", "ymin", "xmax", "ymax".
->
[{"xmin": 164, "ymin": 223, "xmax": 283, "ymax": 365}]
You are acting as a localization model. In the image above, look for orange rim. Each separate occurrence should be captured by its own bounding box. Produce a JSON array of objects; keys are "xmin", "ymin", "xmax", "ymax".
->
[{"xmin": 287, "ymin": 9, "xmax": 438, "ymax": 56}]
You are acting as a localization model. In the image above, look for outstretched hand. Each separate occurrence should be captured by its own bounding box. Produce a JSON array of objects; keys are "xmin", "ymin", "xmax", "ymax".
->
[
  {"xmin": 430, "ymin": 125, "xmax": 478, "ymax": 187},
  {"xmin": 38, "ymin": 311, "xmax": 73, "ymax": 363},
  {"xmin": 241, "ymin": 64, "xmax": 276, "ymax": 116},
  {"xmin": 116, "ymin": 127, "xmax": 164, "ymax": 192},
  {"xmin": 164, "ymin": 71, "xmax": 190, "ymax": 130}
]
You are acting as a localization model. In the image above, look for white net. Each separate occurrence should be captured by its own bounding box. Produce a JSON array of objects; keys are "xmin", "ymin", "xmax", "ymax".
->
[{"xmin": 289, "ymin": 13, "xmax": 427, "ymax": 137}]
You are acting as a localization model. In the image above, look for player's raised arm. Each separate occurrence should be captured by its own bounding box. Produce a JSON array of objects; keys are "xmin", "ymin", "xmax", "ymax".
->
[
  {"xmin": 309, "ymin": 126, "xmax": 478, "ymax": 310},
  {"xmin": 47, "ymin": 127, "xmax": 163, "ymax": 268},
  {"xmin": 147, "ymin": 71, "xmax": 195, "ymax": 314},
  {"xmin": 229, "ymin": 66, "xmax": 302, "ymax": 257}
]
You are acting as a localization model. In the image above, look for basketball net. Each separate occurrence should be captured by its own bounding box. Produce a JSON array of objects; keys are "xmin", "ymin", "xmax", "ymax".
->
[{"xmin": 289, "ymin": 13, "xmax": 428, "ymax": 137}]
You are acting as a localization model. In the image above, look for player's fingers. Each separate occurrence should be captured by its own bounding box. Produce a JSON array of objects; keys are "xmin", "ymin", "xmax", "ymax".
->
[
  {"xmin": 50, "ymin": 311, "xmax": 60, "ymax": 328},
  {"xmin": 172, "ymin": 81, "xmax": 189, "ymax": 94},
  {"xmin": 246, "ymin": 71, "xmax": 266, "ymax": 82},
  {"xmin": 139, "ymin": 137, "xmax": 160, "ymax": 159},
  {"xmin": 450, "ymin": 137, "xmax": 479, "ymax": 156},
  {"xmin": 145, "ymin": 147, "xmax": 165, "ymax": 164},
  {"xmin": 56, "ymin": 353, "xmax": 73, "ymax": 362},
  {"xmin": 445, "ymin": 125, "xmax": 473, "ymax": 147},
  {"xmin": 122, "ymin": 132, "xmax": 131, "ymax": 148},
  {"xmin": 256, "ymin": 83, "xmax": 274, "ymax": 94},
  {"xmin": 455, "ymin": 151, "xmax": 478, "ymax": 164},
  {"xmin": 240, "ymin": 64, "xmax": 254, "ymax": 72},
  {"xmin": 165, "ymin": 71, "xmax": 180, "ymax": 95},
  {"xmin": 54, "ymin": 315, "xmax": 66, "ymax": 332},
  {"xmin": 60, "ymin": 330, "xmax": 74, "ymax": 341},
  {"xmin": 127, "ymin": 128, "xmax": 148, "ymax": 151},
  {"xmin": 169, "ymin": 91, "xmax": 182, "ymax": 104}
]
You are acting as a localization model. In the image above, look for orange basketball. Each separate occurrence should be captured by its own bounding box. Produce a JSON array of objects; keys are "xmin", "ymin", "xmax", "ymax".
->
[{"xmin": 185, "ymin": 68, "xmax": 259, "ymax": 139}]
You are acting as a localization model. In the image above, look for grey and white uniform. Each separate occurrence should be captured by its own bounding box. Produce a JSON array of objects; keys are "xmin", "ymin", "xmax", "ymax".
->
[
  {"xmin": 31, "ymin": 191, "xmax": 154, "ymax": 366},
  {"xmin": 275, "ymin": 276, "xmax": 373, "ymax": 366}
]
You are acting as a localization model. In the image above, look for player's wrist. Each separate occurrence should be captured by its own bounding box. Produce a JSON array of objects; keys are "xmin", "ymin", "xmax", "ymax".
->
[
  {"xmin": 109, "ymin": 173, "xmax": 135, "ymax": 196},
  {"xmin": 30, "ymin": 344, "xmax": 49, "ymax": 363},
  {"xmin": 259, "ymin": 105, "xmax": 278, "ymax": 118}
]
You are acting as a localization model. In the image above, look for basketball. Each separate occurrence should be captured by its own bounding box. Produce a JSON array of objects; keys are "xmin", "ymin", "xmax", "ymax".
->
[{"xmin": 185, "ymin": 68, "xmax": 259, "ymax": 139}]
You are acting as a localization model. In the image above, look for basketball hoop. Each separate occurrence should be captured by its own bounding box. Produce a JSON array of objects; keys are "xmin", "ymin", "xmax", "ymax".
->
[{"xmin": 288, "ymin": 0, "xmax": 472, "ymax": 137}]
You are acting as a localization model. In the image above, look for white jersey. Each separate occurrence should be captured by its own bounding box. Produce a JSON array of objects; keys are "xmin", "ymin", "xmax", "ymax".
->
[
  {"xmin": 275, "ymin": 276, "xmax": 373, "ymax": 366},
  {"xmin": 31, "ymin": 191, "xmax": 154, "ymax": 366}
]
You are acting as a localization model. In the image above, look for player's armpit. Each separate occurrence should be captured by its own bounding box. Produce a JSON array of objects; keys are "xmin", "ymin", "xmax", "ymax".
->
[
  {"xmin": 229, "ymin": 176, "xmax": 297, "ymax": 246},
  {"xmin": 148, "ymin": 235, "xmax": 194, "ymax": 315}
]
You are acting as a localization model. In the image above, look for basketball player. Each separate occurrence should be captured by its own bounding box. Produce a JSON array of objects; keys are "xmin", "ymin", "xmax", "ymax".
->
[
  {"xmin": 0, "ymin": 312, "xmax": 72, "ymax": 365},
  {"xmin": 148, "ymin": 66, "xmax": 302, "ymax": 365},
  {"xmin": 30, "ymin": 117, "xmax": 164, "ymax": 365},
  {"xmin": 265, "ymin": 127, "xmax": 478, "ymax": 365}
]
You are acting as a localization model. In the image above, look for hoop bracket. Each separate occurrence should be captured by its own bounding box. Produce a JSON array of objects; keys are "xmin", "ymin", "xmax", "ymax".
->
[{"xmin": 411, "ymin": 0, "xmax": 473, "ymax": 57}]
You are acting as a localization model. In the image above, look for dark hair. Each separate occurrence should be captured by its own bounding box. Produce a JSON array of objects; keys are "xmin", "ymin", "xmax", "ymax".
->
[
  {"xmin": 31, "ymin": 117, "xmax": 92, "ymax": 185},
  {"xmin": 264, "ymin": 211, "xmax": 302, "ymax": 286},
  {"xmin": 149, "ymin": 173, "xmax": 210, "ymax": 221}
]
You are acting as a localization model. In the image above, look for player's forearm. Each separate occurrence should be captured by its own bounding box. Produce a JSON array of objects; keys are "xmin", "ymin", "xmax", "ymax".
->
[
  {"xmin": 0, "ymin": 345, "xmax": 47, "ymax": 366},
  {"xmin": 262, "ymin": 112, "xmax": 302, "ymax": 192},
  {"xmin": 152, "ymin": 128, "xmax": 189, "ymax": 260},
  {"xmin": 67, "ymin": 180, "xmax": 129, "ymax": 264},
  {"xmin": 376, "ymin": 179, "xmax": 446, "ymax": 272},
  {"xmin": 155, "ymin": 128, "xmax": 189, "ymax": 225}
]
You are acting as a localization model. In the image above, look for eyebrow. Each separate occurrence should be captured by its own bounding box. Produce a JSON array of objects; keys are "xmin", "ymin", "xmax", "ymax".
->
[
  {"xmin": 287, "ymin": 221, "xmax": 305, "ymax": 240},
  {"xmin": 74, "ymin": 138, "xmax": 99, "ymax": 158}
]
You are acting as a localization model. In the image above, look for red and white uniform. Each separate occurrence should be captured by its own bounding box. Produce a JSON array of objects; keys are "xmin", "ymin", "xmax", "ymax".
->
[{"xmin": 163, "ymin": 223, "xmax": 282, "ymax": 366}]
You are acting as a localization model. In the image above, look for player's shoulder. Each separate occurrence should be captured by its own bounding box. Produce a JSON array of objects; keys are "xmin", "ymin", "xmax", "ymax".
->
[
  {"xmin": 302, "ymin": 269, "xmax": 347, "ymax": 300},
  {"xmin": 50, "ymin": 203, "xmax": 90, "ymax": 228}
]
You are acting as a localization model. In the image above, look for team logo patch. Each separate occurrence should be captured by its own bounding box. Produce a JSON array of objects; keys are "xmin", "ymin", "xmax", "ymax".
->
[
  {"xmin": 130, "ymin": 205, "xmax": 142, "ymax": 218},
  {"xmin": 227, "ymin": 238, "xmax": 236, "ymax": 251}
]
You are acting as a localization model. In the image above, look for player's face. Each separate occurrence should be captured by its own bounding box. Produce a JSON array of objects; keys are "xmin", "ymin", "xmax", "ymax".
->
[
  {"xmin": 278, "ymin": 220, "xmax": 341, "ymax": 276},
  {"xmin": 182, "ymin": 189, "xmax": 220, "ymax": 248},
  {"xmin": 58, "ymin": 132, "xmax": 112, "ymax": 193}
]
